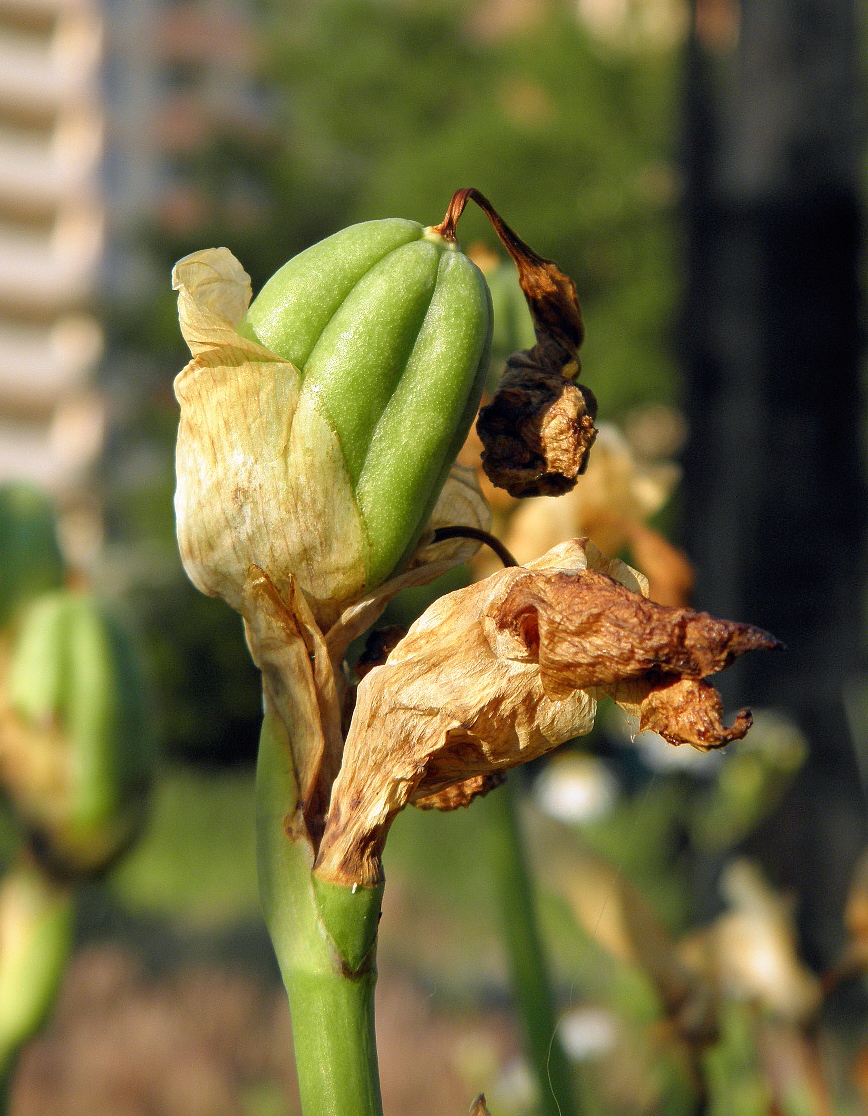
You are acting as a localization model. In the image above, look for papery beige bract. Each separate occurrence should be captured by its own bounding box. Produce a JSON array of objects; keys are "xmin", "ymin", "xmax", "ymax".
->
[
  {"xmin": 173, "ymin": 248, "xmax": 367, "ymax": 629},
  {"xmin": 315, "ymin": 539, "xmax": 778, "ymax": 887},
  {"xmin": 173, "ymin": 249, "xmax": 491, "ymax": 631}
]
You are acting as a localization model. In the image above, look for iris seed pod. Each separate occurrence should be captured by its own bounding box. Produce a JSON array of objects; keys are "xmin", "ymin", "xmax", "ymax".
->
[
  {"xmin": 0, "ymin": 592, "xmax": 152, "ymax": 875},
  {"xmin": 174, "ymin": 216, "xmax": 492, "ymax": 627}
]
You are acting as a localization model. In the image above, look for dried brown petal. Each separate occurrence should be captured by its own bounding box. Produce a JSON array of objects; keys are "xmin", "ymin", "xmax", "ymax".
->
[
  {"xmin": 431, "ymin": 189, "xmax": 597, "ymax": 498},
  {"xmin": 476, "ymin": 363, "xmax": 597, "ymax": 497},
  {"xmin": 496, "ymin": 567, "xmax": 778, "ymax": 700},
  {"xmin": 638, "ymin": 678, "xmax": 753, "ymax": 750},
  {"xmin": 413, "ymin": 772, "xmax": 505, "ymax": 811},
  {"xmin": 314, "ymin": 539, "xmax": 777, "ymax": 887}
]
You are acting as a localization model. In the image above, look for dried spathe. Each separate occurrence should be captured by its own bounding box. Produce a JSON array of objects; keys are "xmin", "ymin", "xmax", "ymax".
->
[{"xmin": 315, "ymin": 539, "xmax": 778, "ymax": 887}]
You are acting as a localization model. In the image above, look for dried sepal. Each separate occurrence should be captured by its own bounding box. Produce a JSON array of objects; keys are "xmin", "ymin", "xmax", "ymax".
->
[
  {"xmin": 242, "ymin": 567, "xmax": 343, "ymax": 843},
  {"xmin": 173, "ymin": 249, "xmax": 368, "ymax": 631},
  {"xmin": 315, "ymin": 539, "xmax": 777, "ymax": 887},
  {"xmin": 431, "ymin": 189, "xmax": 597, "ymax": 497}
]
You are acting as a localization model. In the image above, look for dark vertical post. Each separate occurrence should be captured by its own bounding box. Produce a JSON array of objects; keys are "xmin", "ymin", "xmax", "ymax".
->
[{"xmin": 681, "ymin": 0, "xmax": 866, "ymax": 966}]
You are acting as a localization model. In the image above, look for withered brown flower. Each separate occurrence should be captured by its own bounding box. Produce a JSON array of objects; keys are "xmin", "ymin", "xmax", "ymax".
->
[
  {"xmin": 314, "ymin": 539, "xmax": 778, "ymax": 888},
  {"xmin": 430, "ymin": 189, "xmax": 598, "ymax": 498}
]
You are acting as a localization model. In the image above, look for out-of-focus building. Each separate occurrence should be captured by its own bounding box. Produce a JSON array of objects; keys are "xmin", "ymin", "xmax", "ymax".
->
[
  {"xmin": 0, "ymin": 0, "xmax": 266, "ymax": 565},
  {"xmin": 0, "ymin": 0, "xmax": 106, "ymax": 532}
]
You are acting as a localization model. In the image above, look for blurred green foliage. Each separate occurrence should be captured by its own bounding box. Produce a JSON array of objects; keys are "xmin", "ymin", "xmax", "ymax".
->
[{"xmin": 0, "ymin": 484, "xmax": 65, "ymax": 631}]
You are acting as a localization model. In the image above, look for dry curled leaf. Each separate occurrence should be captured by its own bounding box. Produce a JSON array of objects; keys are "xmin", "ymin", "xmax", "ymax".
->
[
  {"xmin": 314, "ymin": 539, "xmax": 778, "ymax": 887},
  {"xmin": 431, "ymin": 189, "xmax": 597, "ymax": 498}
]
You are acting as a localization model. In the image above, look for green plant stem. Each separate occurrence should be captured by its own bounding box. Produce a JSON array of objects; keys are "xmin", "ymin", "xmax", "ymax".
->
[
  {"xmin": 255, "ymin": 704, "xmax": 384, "ymax": 1116},
  {"xmin": 486, "ymin": 772, "xmax": 582, "ymax": 1116},
  {"xmin": 0, "ymin": 1051, "xmax": 16, "ymax": 1116}
]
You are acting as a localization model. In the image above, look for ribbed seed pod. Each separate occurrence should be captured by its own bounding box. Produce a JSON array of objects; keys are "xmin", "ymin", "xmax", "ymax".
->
[
  {"xmin": 238, "ymin": 219, "xmax": 492, "ymax": 589},
  {"xmin": 2, "ymin": 592, "xmax": 152, "ymax": 875}
]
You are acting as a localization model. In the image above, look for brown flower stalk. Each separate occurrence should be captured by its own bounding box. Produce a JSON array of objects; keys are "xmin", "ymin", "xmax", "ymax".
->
[{"xmin": 314, "ymin": 539, "xmax": 779, "ymax": 888}]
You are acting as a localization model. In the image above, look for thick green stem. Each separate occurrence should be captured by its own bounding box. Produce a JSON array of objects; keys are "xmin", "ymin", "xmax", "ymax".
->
[
  {"xmin": 255, "ymin": 704, "xmax": 384, "ymax": 1116},
  {"xmin": 0, "ymin": 1051, "xmax": 16, "ymax": 1116},
  {"xmin": 485, "ymin": 772, "xmax": 582, "ymax": 1116}
]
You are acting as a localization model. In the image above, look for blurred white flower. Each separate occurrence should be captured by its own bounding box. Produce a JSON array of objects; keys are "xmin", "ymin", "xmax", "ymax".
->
[
  {"xmin": 558, "ymin": 1005, "xmax": 619, "ymax": 1061},
  {"xmin": 534, "ymin": 754, "xmax": 618, "ymax": 824}
]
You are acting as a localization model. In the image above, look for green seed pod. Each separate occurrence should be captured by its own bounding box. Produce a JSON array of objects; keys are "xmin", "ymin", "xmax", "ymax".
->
[
  {"xmin": 240, "ymin": 220, "xmax": 492, "ymax": 590},
  {"xmin": 1, "ymin": 592, "xmax": 153, "ymax": 876},
  {"xmin": 174, "ymin": 218, "xmax": 492, "ymax": 626},
  {"xmin": 0, "ymin": 483, "xmax": 65, "ymax": 630}
]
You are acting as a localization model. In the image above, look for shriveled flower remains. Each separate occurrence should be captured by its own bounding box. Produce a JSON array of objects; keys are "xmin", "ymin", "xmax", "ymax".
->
[{"xmin": 245, "ymin": 538, "xmax": 777, "ymax": 890}]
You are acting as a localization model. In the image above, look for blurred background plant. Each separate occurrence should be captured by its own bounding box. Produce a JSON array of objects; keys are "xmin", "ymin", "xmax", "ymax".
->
[
  {"xmin": 0, "ymin": 483, "xmax": 152, "ymax": 1104},
  {"xmin": 0, "ymin": 0, "xmax": 865, "ymax": 1112}
]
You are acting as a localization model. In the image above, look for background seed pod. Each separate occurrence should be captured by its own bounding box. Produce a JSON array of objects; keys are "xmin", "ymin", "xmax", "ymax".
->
[
  {"xmin": 0, "ymin": 862, "xmax": 73, "ymax": 1076},
  {"xmin": 3, "ymin": 592, "xmax": 154, "ymax": 876}
]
